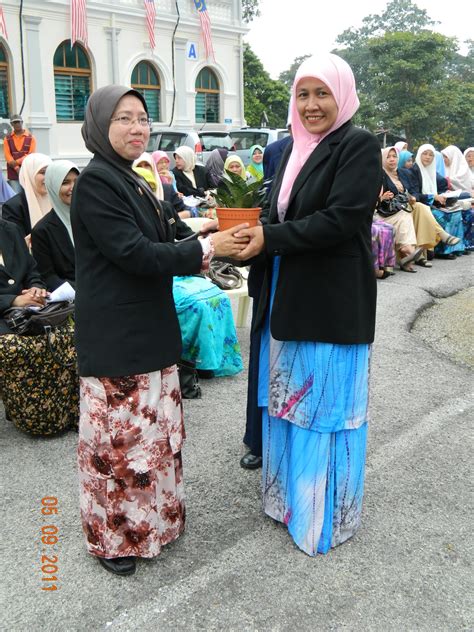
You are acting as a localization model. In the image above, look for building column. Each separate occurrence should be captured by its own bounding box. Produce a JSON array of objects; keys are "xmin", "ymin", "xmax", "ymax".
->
[
  {"xmin": 235, "ymin": 40, "xmax": 244, "ymax": 128},
  {"xmin": 171, "ymin": 37, "xmax": 192, "ymax": 127},
  {"xmin": 104, "ymin": 15, "xmax": 121, "ymax": 84},
  {"xmin": 23, "ymin": 15, "xmax": 51, "ymax": 154}
]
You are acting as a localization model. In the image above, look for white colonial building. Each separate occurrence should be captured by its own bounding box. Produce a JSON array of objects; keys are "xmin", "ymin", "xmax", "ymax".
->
[{"xmin": 0, "ymin": 0, "xmax": 246, "ymax": 164}]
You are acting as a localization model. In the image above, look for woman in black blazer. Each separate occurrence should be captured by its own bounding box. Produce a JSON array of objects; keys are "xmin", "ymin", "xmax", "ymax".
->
[
  {"xmin": 0, "ymin": 218, "xmax": 47, "ymax": 333},
  {"xmin": 172, "ymin": 145, "xmax": 213, "ymax": 198},
  {"xmin": 31, "ymin": 160, "xmax": 78, "ymax": 290},
  {"xmin": 71, "ymin": 85, "xmax": 247, "ymax": 577},
  {"xmin": 236, "ymin": 54, "xmax": 382, "ymax": 557}
]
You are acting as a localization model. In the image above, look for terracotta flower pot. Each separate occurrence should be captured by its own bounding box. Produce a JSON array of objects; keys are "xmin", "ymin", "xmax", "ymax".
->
[{"xmin": 216, "ymin": 207, "xmax": 261, "ymax": 231}]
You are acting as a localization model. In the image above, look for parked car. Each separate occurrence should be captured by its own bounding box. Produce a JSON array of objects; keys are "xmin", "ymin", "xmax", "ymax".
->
[
  {"xmin": 146, "ymin": 127, "xmax": 235, "ymax": 166},
  {"xmin": 230, "ymin": 128, "xmax": 290, "ymax": 165}
]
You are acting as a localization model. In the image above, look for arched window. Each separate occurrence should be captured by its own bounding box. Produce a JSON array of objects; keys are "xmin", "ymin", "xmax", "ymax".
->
[
  {"xmin": 195, "ymin": 68, "xmax": 219, "ymax": 123},
  {"xmin": 53, "ymin": 41, "xmax": 91, "ymax": 121},
  {"xmin": 131, "ymin": 61, "xmax": 160, "ymax": 122},
  {"xmin": 0, "ymin": 44, "xmax": 11, "ymax": 119}
]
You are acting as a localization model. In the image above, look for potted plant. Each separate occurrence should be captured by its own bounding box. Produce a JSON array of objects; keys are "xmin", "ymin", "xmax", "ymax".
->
[{"xmin": 213, "ymin": 172, "xmax": 266, "ymax": 231}]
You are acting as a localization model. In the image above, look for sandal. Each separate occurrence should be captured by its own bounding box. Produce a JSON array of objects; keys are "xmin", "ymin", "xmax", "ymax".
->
[
  {"xmin": 399, "ymin": 263, "xmax": 417, "ymax": 273},
  {"xmin": 444, "ymin": 235, "xmax": 461, "ymax": 246},
  {"xmin": 399, "ymin": 247, "xmax": 423, "ymax": 267},
  {"xmin": 415, "ymin": 258, "xmax": 433, "ymax": 268}
]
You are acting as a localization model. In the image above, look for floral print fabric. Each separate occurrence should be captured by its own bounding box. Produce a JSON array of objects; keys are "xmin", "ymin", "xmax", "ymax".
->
[
  {"xmin": 0, "ymin": 324, "xmax": 79, "ymax": 435},
  {"xmin": 173, "ymin": 275, "xmax": 243, "ymax": 376},
  {"xmin": 258, "ymin": 257, "xmax": 370, "ymax": 556},
  {"xmin": 371, "ymin": 219, "xmax": 396, "ymax": 271},
  {"xmin": 78, "ymin": 367, "xmax": 186, "ymax": 558}
]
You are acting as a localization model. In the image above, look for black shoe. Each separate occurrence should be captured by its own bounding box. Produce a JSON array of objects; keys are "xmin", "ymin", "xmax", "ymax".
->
[
  {"xmin": 98, "ymin": 556, "xmax": 136, "ymax": 576},
  {"xmin": 435, "ymin": 253, "xmax": 456, "ymax": 260},
  {"xmin": 197, "ymin": 369, "xmax": 214, "ymax": 379},
  {"xmin": 240, "ymin": 452, "xmax": 262, "ymax": 470}
]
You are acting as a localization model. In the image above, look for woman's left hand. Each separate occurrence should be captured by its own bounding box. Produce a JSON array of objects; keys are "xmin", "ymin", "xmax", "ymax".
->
[{"xmin": 234, "ymin": 226, "xmax": 265, "ymax": 260}]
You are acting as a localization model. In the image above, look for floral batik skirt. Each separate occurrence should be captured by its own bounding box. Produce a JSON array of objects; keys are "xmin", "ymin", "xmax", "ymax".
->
[
  {"xmin": 0, "ymin": 324, "xmax": 79, "ymax": 435},
  {"xmin": 258, "ymin": 258, "xmax": 371, "ymax": 556},
  {"xmin": 77, "ymin": 367, "xmax": 186, "ymax": 559},
  {"xmin": 371, "ymin": 219, "xmax": 396, "ymax": 271},
  {"xmin": 173, "ymin": 275, "xmax": 243, "ymax": 377},
  {"xmin": 431, "ymin": 207, "xmax": 464, "ymax": 255}
]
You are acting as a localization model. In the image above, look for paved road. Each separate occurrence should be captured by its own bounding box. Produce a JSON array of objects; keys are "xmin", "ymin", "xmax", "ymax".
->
[{"xmin": 2, "ymin": 256, "xmax": 473, "ymax": 632}]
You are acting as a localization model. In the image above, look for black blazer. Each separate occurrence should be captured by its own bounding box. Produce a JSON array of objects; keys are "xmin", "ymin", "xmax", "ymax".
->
[
  {"xmin": 31, "ymin": 210, "xmax": 76, "ymax": 291},
  {"xmin": 172, "ymin": 165, "xmax": 212, "ymax": 197},
  {"xmin": 405, "ymin": 164, "xmax": 448, "ymax": 205},
  {"xmin": 1, "ymin": 189, "xmax": 31, "ymax": 237},
  {"xmin": 0, "ymin": 219, "xmax": 45, "ymax": 333},
  {"xmin": 255, "ymin": 121, "xmax": 382, "ymax": 345},
  {"xmin": 163, "ymin": 182, "xmax": 186, "ymax": 213},
  {"xmin": 70, "ymin": 156, "xmax": 204, "ymax": 378}
]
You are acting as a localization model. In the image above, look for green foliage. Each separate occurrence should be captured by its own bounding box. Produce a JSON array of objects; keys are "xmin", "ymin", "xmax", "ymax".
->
[
  {"xmin": 243, "ymin": 44, "xmax": 290, "ymax": 127},
  {"xmin": 242, "ymin": 0, "xmax": 260, "ymax": 23},
  {"xmin": 278, "ymin": 55, "xmax": 312, "ymax": 89},
  {"xmin": 214, "ymin": 172, "xmax": 265, "ymax": 209}
]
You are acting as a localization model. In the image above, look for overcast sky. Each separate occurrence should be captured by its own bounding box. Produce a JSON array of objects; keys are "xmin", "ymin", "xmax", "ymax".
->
[{"xmin": 244, "ymin": 0, "xmax": 472, "ymax": 79}]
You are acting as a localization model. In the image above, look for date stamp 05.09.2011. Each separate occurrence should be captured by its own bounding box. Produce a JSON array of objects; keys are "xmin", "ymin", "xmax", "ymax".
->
[{"xmin": 40, "ymin": 497, "xmax": 59, "ymax": 591}]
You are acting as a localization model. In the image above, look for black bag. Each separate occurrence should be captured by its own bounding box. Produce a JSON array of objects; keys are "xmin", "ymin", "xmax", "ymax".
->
[
  {"xmin": 378, "ymin": 192, "xmax": 412, "ymax": 217},
  {"xmin": 4, "ymin": 300, "xmax": 74, "ymax": 335},
  {"xmin": 208, "ymin": 260, "xmax": 244, "ymax": 290},
  {"xmin": 177, "ymin": 359, "xmax": 202, "ymax": 399}
]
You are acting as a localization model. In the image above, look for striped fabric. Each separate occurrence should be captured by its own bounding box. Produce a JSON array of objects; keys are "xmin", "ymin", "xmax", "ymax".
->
[
  {"xmin": 144, "ymin": 0, "xmax": 156, "ymax": 50},
  {"xmin": 71, "ymin": 0, "xmax": 88, "ymax": 47},
  {"xmin": 193, "ymin": 0, "xmax": 215, "ymax": 60}
]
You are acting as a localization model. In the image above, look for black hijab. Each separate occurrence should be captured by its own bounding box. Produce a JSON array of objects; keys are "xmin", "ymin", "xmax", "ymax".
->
[{"xmin": 82, "ymin": 85, "xmax": 167, "ymax": 233}]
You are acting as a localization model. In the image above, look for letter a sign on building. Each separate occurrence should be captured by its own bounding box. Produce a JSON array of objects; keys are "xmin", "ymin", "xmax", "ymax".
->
[{"xmin": 186, "ymin": 41, "xmax": 198, "ymax": 60}]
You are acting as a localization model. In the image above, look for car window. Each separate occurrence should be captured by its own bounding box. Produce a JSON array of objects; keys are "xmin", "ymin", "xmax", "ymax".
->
[
  {"xmin": 146, "ymin": 133, "xmax": 161, "ymax": 152},
  {"xmin": 277, "ymin": 130, "xmax": 290, "ymax": 140},
  {"xmin": 158, "ymin": 133, "xmax": 187, "ymax": 152},
  {"xmin": 199, "ymin": 133, "xmax": 234, "ymax": 151},
  {"xmin": 231, "ymin": 132, "xmax": 269, "ymax": 149}
]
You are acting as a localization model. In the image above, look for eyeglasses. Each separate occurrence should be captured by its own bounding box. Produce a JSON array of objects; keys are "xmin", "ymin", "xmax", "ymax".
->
[{"xmin": 110, "ymin": 116, "xmax": 152, "ymax": 128}]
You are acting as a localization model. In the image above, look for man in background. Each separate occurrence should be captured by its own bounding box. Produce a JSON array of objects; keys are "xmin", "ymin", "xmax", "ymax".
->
[{"xmin": 3, "ymin": 114, "xmax": 36, "ymax": 192}]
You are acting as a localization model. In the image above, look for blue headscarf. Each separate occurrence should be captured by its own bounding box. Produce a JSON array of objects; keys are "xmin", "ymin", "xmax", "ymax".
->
[
  {"xmin": 398, "ymin": 150, "xmax": 413, "ymax": 170},
  {"xmin": 435, "ymin": 151, "xmax": 446, "ymax": 177}
]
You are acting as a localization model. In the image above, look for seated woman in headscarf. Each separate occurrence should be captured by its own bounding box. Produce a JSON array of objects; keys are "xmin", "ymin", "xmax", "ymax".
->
[
  {"xmin": 223, "ymin": 154, "xmax": 248, "ymax": 182},
  {"xmin": 205, "ymin": 147, "xmax": 228, "ymax": 188},
  {"xmin": 442, "ymin": 145, "xmax": 473, "ymax": 252},
  {"xmin": 0, "ymin": 217, "xmax": 78, "ymax": 435},
  {"xmin": 464, "ymin": 147, "xmax": 474, "ymax": 195},
  {"xmin": 382, "ymin": 146, "xmax": 462, "ymax": 267},
  {"xmin": 172, "ymin": 145, "xmax": 214, "ymax": 198},
  {"xmin": 246, "ymin": 145, "xmax": 264, "ymax": 182},
  {"xmin": 133, "ymin": 152, "xmax": 192, "ymax": 219},
  {"xmin": 2, "ymin": 153, "xmax": 52, "ymax": 242},
  {"xmin": 407, "ymin": 144, "xmax": 464, "ymax": 259},
  {"xmin": 31, "ymin": 160, "xmax": 79, "ymax": 290},
  {"xmin": 131, "ymin": 154, "xmax": 243, "ymax": 380},
  {"xmin": 398, "ymin": 150, "xmax": 413, "ymax": 171},
  {"xmin": 151, "ymin": 150, "xmax": 178, "ymax": 191}
]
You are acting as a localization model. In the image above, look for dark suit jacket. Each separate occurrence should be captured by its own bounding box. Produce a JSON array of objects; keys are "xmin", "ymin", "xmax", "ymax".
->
[
  {"xmin": 163, "ymin": 182, "xmax": 186, "ymax": 213},
  {"xmin": 0, "ymin": 218, "xmax": 45, "ymax": 333},
  {"xmin": 405, "ymin": 164, "xmax": 448, "ymax": 205},
  {"xmin": 1, "ymin": 190, "xmax": 31, "ymax": 237},
  {"xmin": 255, "ymin": 121, "xmax": 382, "ymax": 345},
  {"xmin": 31, "ymin": 210, "xmax": 76, "ymax": 291},
  {"xmin": 172, "ymin": 165, "xmax": 212, "ymax": 197},
  {"xmin": 263, "ymin": 135, "xmax": 292, "ymax": 186},
  {"xmin": 71, "ymin": 155, "xmax": 204, "ymax": 378}
]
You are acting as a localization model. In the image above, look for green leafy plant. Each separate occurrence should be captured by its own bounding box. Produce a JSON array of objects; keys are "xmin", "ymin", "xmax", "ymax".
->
[{"xmin": 214, "ymin": 172, "xmax": 266, "ymax": 208}]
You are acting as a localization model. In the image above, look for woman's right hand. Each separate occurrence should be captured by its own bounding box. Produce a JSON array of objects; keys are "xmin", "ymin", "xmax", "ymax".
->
[
  {"xmin": 380, "ymin": 191, "xmax": 394, "ymax": 201},
  {"xmin": 211, "ymin": 223, "xmax": 250, "ymax": 257},
  {"xmin": 435, "ymin": 194, "xmax": 447, "ymax": 206},
  {"xmin": 12, "ymin": 293, "xmax": 45, "ymax": 308}
]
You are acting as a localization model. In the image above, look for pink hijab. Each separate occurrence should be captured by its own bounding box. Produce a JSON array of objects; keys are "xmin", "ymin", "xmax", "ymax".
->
[{"xmin": 277, "ymin": 53, "xmax": 360, "ymax": 221}]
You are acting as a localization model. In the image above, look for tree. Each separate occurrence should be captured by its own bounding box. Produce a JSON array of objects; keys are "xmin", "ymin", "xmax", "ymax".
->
[
  {"xmin": 242, "ymin": 0, "xmax": 260, "ymax": 23},
  {"xmin": 243, "ymin": 44, "xmax": 290, "ymax": 127},
  {"xmin": 278, "ymin": 55, "xmax": 312, "ymax": 89}
]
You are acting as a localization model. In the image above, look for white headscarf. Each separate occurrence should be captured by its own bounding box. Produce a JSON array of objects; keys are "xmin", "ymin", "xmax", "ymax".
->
[
  {"xmin": 44, "ymin": 160, "xmax": 79, "ymax": 246},
  {"xmin": 19, "ymin": 153, "xmax": 53, "ymax": 229},
  {"xmin": 441, "ymin": 145, "xmax": 472, "ymax": 193},
  {"xmin": 174, "ymin": 145, "xmax": 197, "ymax": 187},
  {"xmin": 464, "ymin": 147, "xmax": 474, "ymax": 188},
  {"xmin": 132, "ymin": 152, "xmax": 164, "ymax": 201},
  {"xmin": 415, "ymin": 144, "xmax": 438, "ymax": 195}
]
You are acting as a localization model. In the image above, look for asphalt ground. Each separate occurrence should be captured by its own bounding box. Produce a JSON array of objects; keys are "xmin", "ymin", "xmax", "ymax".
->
[{"xmin": 1, "ymin": 254, "xmax": 473, "ymax": 632}]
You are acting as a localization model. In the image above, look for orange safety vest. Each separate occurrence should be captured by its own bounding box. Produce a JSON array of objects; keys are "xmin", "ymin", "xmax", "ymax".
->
[{"xmin": 6, "ymin": 133, "xmax": 33, "ymax": 180}]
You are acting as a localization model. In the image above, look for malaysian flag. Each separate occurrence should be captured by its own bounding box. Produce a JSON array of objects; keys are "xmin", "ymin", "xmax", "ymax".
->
[
  {"xmin": 0, "ymin": 3, "xmax": 8, "ymax": 40},
  {"xmin": 144, "ymin": 0, "xmax": 156, "ymax": 50},
  {"xmin": 193, "ymin": 0, "xmax": 215, "ymax": 60},
  {"xmin": 71, "ymin": 0, "xmax": 88, "ymax": 48}
]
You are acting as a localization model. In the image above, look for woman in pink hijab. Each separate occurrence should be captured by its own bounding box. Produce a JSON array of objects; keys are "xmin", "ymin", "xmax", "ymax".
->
[{"xmin": 235, "ymin": 53, "xmax": 382, "ymax": 556}]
